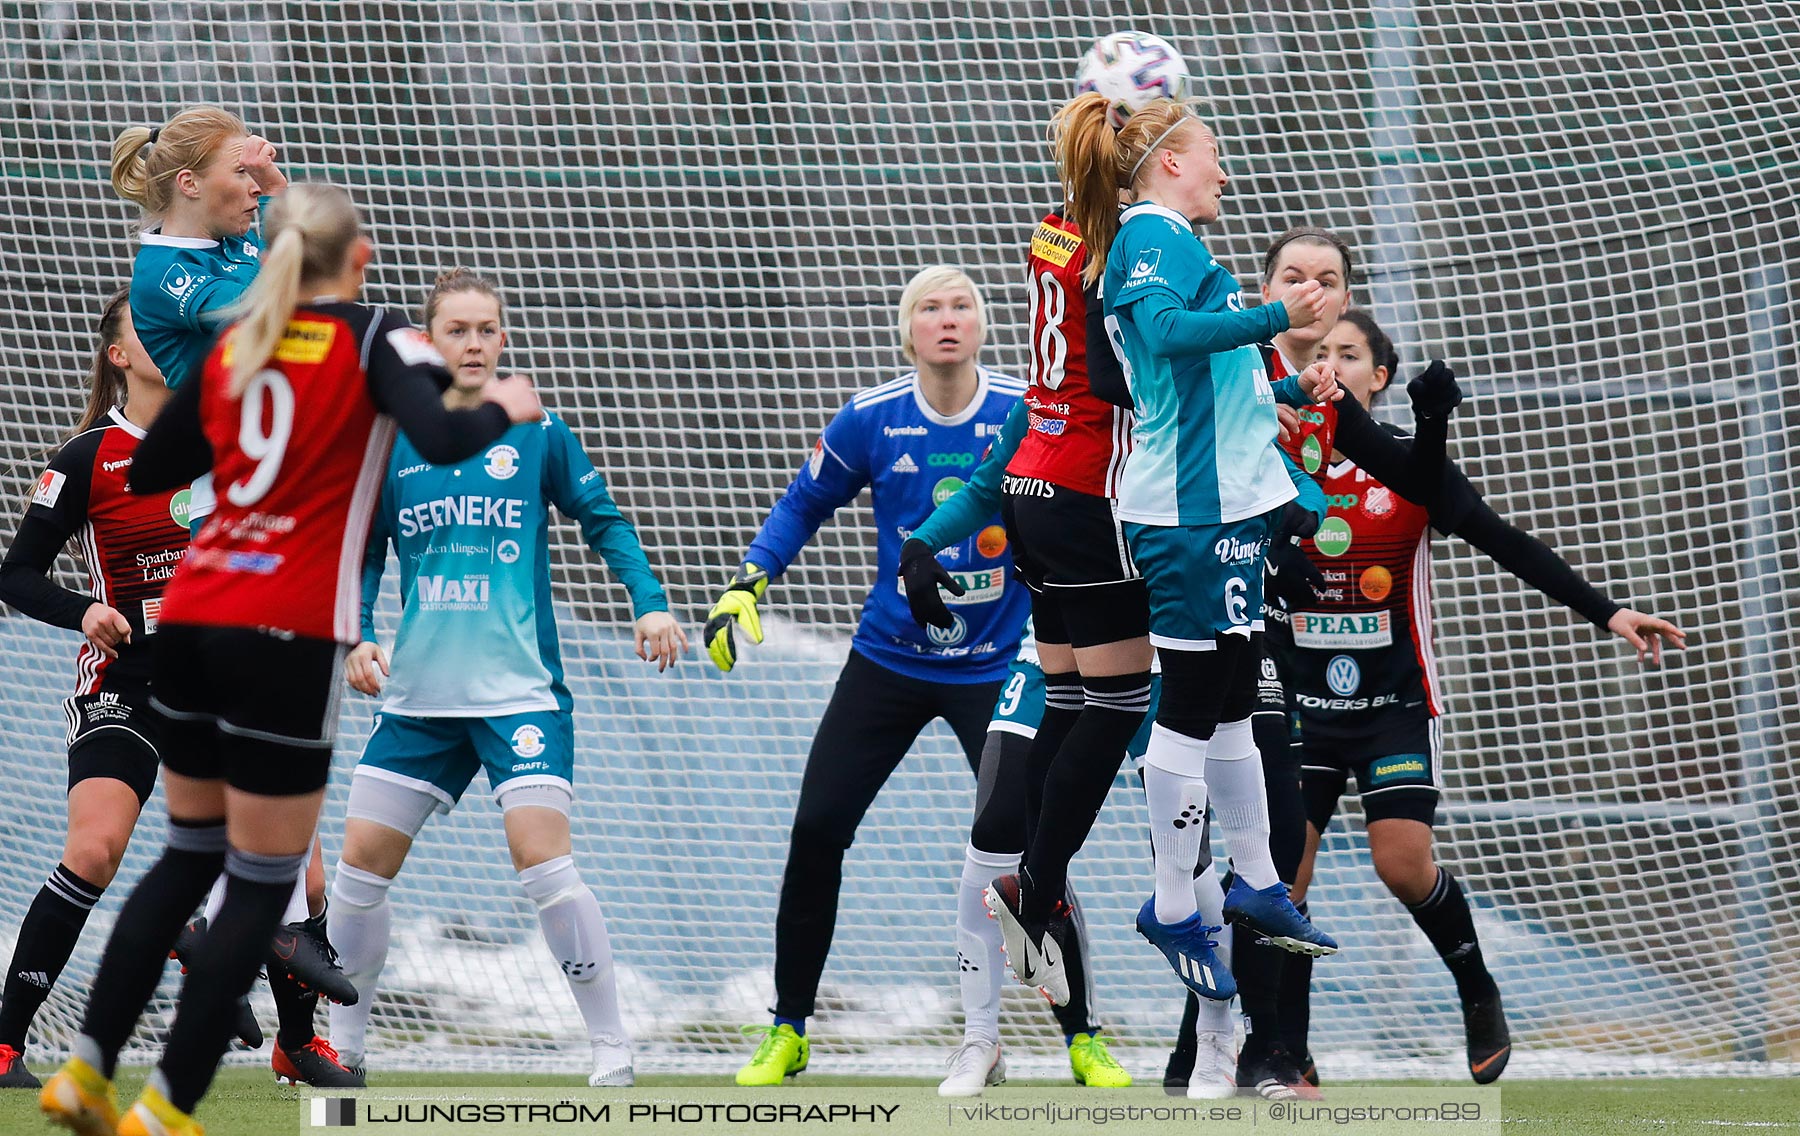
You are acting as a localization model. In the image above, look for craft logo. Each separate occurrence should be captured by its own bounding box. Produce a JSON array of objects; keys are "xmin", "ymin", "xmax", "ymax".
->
[
  {"xmin": 928, "ymin": 614, "xmax": 968, "ymax": 647},
  {"xmin": 1326, "ymin": 655, "xmax": 1361, "ymax": 696},
  {"xmin": 511, "ymin": 724, "xmax": 547, "ymax": 758}
]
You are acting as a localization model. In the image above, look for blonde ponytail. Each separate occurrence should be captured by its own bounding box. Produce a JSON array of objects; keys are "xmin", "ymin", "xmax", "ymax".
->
[
  {"xmin": 1051, "ymin": 94, "xmax": 1204, "ymax": 286},
  {"xmin": 226, "ymin": 184, "xmax": 361, "ymax": 396},
  {"xmin": 110, "ymin": 106, "xmax": 248, "ymax": 218}
]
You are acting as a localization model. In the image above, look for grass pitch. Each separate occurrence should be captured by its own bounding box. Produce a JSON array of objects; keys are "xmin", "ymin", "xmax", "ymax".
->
[{"xmin": 5, "ymin": 1069, "xmax": 1798, "ymax": 1134}]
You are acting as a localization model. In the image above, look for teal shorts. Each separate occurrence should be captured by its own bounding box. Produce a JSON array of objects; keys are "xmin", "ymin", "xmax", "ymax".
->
[
  {"xmin": 356, "ymin": 709, "xmax": 574, "ymax": 811},
  {"xmin": 1124, "ymin": 515, "xmax": 1273, "ymax": 650},
  {"xmin": 987, "ymin": 654, "xmax": 1161, "ymax": 763}
]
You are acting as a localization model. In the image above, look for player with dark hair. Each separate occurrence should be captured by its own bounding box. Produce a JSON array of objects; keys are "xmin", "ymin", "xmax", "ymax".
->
[
  {"xmin": 1263, "ymin": 305, "xmax": 1684, "ymax": 1086},
  {"xmin": 0, "ymin": 293, "xmax": 193, "ymax": 1089},
  {"xmin": 328, "ymin": 268, "xmax": 684, "ymax": 1088},
  {"xmin": 705, "ymin": 266, "xmax": 1030, "ymax": 1086},
  {"xmin": 40, "ymin": 183, "xmax": 541, "ymax": 1136}
]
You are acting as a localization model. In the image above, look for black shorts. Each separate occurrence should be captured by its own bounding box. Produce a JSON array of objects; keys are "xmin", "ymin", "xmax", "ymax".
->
[
  {"xmin": 151, "ymin": 624, "xmax": 347, "ymax": 797},
  {"xmin": 1300, "ymin": 714, "xmax": 1442, "ymax": 829},
  {"xmin": 63, "ymin": 690, "xmax": 161, "ymax": 804},
  {"xmin": 1002, "ymin": 485, "xmax": 1148, "ymax": 648}
]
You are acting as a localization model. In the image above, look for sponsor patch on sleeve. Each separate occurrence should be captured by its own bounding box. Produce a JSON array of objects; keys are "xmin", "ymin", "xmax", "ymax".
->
[
  {"xmin": 386, "ymin": 327, "xmax": 446, "ymax": 368},
  {"xmin": 807, "ymin": 437, "xmax": 826, "ymax": 478},
  {"xmin": 273, "ymin": 319, "xmax": 337, "ymax": 364},
  {"xmin": 160, "ymin": 263, "xmax": 199, "ymax": 300},
  {"xmin": 32, "ymin": 469, "xmax": 66, "ymax": 509},
  {"xmin": 1029, "ymin": 222, "xmax": 1082, "ymax": 269}
]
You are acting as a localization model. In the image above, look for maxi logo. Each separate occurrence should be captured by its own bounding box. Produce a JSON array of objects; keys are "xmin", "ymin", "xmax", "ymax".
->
[
  {"xmin": 897, "ymin": 567, "xmax": 1004, "ymax": 606},
  {"xmin": 1326, "ymin": 655, "xmax": 1361, "ymax": 696},
  {"xmin": 417, "ymin": 575, "xmax": 491, "ymax": 608},
  {"xmin": 928, "ymin": 452, "xmax": 977, "ymax": 468},
  {"xmin": 1292, "ymin": 610, "xmax": 1392, "ymax": 649}
]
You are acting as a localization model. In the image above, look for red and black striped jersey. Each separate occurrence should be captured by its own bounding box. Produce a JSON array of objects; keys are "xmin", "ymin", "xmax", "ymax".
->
[
  {"xmin": 1006, "ymin": 209, "xmax": 1133, "ymax": 498},
  {"xmin": 0, "ymin": 408, "xmax": 188, "ymax": 694}
]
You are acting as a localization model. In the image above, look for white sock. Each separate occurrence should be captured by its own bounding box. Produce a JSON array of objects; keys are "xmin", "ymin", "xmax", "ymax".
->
[
  {"xmin": 204, "ymin": 870, "xmax": 308, "ymax": 922},
  {"xmin": 958, "ymin": 845, "xmax": 1018, "ymax": 1045},
  {"xmin": 1205, "ymin": 718, "xmax": 1279, "ymax": 889},
  {"xmin": 327, "ymin": 863, "xmax": 394, "ymax": 1064},
  {"xmin": 1144, "ymin": 724, "xmax": 1210, "ymax": 924},
  {"xmin": 1184, "ymin": 874, "xmax": 1234, "ymax": 1038},
  {"xmin": 202, "ymin": 874, "xmax": 226, "ymax": 922},
  {"xmin": 520, "ymin": 856, "xmax": 629, "ymax": 1049}
]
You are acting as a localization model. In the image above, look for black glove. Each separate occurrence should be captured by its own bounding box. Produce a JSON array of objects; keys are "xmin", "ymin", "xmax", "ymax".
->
[
  {"xmin": 1407, "ymin": 360, "xmax": 1463, "ymax": 421},
  {"xmin": 1271, "ymin": 499, "xmax": 1321, "ymax": 546},
  {"xmin": 898, "ymin": 538, "xmax": 965, "ymax": 630},
  {"xmin": 1265, "ymin": 540, "xmax": 1327, "ymax": 610}
]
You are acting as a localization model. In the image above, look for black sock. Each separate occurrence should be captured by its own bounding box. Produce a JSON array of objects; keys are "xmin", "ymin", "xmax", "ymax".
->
[
  {"xmin": 78, "ymin": 821, "xmax": 227, "ymax": 1078},
  {"xmin": 1406, "ymin": 868, "xmax": 1497, "ymax": 1003},
  {"xmin": 159, "ymin": 848, "xmax": 305, "ymax": 1114},
  {"xmin": 0, "ymin": 864, "xmax": 105, "ymax": 1049},
  {"xmin": 1021, "ymin": 670, "xmax": 1082, "ymax": 861},
  {"xmin": 1276, "ymin": 901, "xmax": 1313, "ymax": 1057},
  {"xmin": 1022, "ymin": 671, "xmax": 1151, "ymax": 920}
]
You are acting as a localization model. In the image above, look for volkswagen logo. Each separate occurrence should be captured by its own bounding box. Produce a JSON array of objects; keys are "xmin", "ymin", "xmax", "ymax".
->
[
  {"xmin": 1326, "ymin": 655, "xmax": 1361, "ymax": 696},
  {"xmin": 928, "ymin": 614, "xmax": 968, "ymax": 647}
]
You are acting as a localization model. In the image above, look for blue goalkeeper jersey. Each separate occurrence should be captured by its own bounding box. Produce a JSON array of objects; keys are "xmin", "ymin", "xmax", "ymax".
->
[
  {"xmin": 361, "ymin": 411, "xmax": 670, "ymax": 717},
  {"xmin": 1105, "ymin": 202, "xmax": 1295, "ymax": 527},
  {"xmin": 745, "ymin": 367, "xmax": 1029, "ymax": 684},
  {"xmin": 130, "ymin": 204, "xmax": 269, "ymax": 390}
]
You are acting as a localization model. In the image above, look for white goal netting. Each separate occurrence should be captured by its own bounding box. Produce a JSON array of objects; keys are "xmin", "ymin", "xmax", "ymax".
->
[{"xmin": 2, "ymin": 2, "xmax": 1797, "ymax": 1080}]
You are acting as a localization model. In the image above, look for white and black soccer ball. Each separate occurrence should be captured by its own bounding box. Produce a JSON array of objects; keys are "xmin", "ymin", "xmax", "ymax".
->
[{"xmin": 1074, "ymin": 31, "xmax": 1192, "ymax": 127}]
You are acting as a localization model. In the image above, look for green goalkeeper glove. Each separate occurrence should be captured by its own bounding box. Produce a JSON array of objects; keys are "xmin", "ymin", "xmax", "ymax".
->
[{"xmin": 704, "ymin": 563, "xmax": 770, "ymax": 672}]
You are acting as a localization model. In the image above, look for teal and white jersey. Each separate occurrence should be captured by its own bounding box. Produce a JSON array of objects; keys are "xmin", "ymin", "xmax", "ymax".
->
[
  {"xmin": 1104, "ymin": 203, "xmax": 1295, "ymax": 527},
  {"xmin": 361, "ymin": 411, "xmax": 669, "ymax": 717},
  {"xmin": 130, "ymin": 207, "xmax": 267, "ymax": 391}
]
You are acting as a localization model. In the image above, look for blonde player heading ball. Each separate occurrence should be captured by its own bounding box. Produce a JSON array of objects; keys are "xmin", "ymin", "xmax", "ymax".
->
[{"xmin": 331, "ymin": 269, "xmax": 684, "ymax": 1088}]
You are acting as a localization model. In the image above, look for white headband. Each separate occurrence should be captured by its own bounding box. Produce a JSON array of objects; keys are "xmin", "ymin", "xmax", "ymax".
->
[{"xmin": 1128, "ymin": 114, "xmax": 1195, "ymax": 185}]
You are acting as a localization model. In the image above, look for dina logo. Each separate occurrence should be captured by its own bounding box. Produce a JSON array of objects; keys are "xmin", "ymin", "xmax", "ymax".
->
[
  {"xmin": 927, "ymin": 614, "xmax": 968, "ymax": 647},
  {"xmin": 169, "ymin": 489, "xmax": 193, "ymax": 529},
  {"xmin": 1326, "ymin": 655, "xmax": 1361, "ymax": 696},
  {"xmin": 1130, "ymin": 248, "xmax": 1163, "ymax": 278},
  {"xmin": 510, "ymin": 724, "xmax": 546, "ymax": 758}
]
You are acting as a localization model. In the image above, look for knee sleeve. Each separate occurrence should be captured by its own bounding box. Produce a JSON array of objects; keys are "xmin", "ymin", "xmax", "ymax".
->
[
  {"xmin": 519, "ymin": 854, "xmax": 587, "ymax": 910},
  {"xmin": 1207, "ymin": 718, "xmax": 1257, "ymax": 761},
  {"xmin": 346, "ymin": 771, "xmax": 440, "ymax": 840}
]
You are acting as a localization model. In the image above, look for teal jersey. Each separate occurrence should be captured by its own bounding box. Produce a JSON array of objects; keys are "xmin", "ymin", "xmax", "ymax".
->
[
  {"xmin": 1104, "ymin": 203, "xmax": 1295, "ymax": 526},
  {"xmin": 130, "ymin": 216, "xmax": 266, "ymax": 390},
  {"xmin": 362, "ymin": 411, "xmax": 669, "ymax": 717}
]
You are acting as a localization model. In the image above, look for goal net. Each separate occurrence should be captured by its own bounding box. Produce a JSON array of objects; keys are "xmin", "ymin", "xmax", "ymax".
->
[{"xmin": 1, "ymin": 2, "xmax": 1796, "ymax": 1080}]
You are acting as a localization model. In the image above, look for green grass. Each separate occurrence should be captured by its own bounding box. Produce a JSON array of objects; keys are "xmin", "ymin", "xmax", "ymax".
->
[{"xmin": 7, "ymin": 1069, "xmax": 1799, "ymax": 1135}]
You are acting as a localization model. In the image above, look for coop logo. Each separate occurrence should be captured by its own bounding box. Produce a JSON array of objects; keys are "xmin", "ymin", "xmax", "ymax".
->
[
  {"xmin": 484, "ymin": 445, "xmax": 520, "ymax": 480},
  {"xmin": 510, "ymin": 724, "xmax": 546, "ymax": 758},
  {"xmin": 928, "ymin": 614, "xmax": 968, "ymax": 647},
  {"xmin": 1129, "ymin": 248, "xmax": 1163, "ymax": 279},
  {"xmin": 1324, "ymin": 493, "xmax": 1359, "ymax": 510},
  {"xmin": 1326, "ymin": 655, "xmax": 1361, "ymax": 696},
  {"xmin": 159, "ymin": 264, "xmax": 197, "ymax": 300},
  {"xmin": 928, "ymin": 452, "xmax": 976, "ymax": 468},
  {"xmin": 496, "ymin": 539, "xmax": 521, "ymax": 564}
]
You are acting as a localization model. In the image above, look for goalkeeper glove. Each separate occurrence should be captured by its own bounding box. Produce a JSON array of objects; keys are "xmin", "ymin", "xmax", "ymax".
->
[
  {"xmin": 1272, "ymin": 499, "xmax": 1322, "ymax": 546},
  {"xmin": 898, "ymin": 538, "xmax": 966, "ymax": 630},
  {"xmin": 1407, "ymin": 360, "xmax": 1464, "ymax": 421},
  {"xmin": 704, "ymin": 562, "xmax": 769, "ymax": 673},
  {"xmin": 1265, "ymin": 541, "xmax": 1327, "ymax": 610}
]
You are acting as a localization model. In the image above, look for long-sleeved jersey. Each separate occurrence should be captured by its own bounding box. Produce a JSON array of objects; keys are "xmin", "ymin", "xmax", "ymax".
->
[
  {"xmin": 0, "ymin": 409, "xmax": 188, "ymax": 694},
  {"xmin": 745, "ymin": 368, "xmax": 1029, "ymax": 683},
  {"xmin": 362, "ymin": 411, "xmax": 669, "ymax": 717},
  {"xmin": 130, "ymin": 209, "xmax": 267, "ymax": 392}
]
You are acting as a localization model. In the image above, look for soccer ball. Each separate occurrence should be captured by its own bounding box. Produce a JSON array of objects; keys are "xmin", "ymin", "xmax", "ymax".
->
[{"xmin": 1074, "ymin": 31, "xmax": 1192, "ymax": 127}]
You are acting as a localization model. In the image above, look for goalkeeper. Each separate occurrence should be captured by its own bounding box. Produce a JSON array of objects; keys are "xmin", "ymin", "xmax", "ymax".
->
[
  {"xmin": 705, "ymin": 267, "xmax": 1028, "ymax": 1086},
  {"xmin": 329, "ymin": 269, "xmax": 685, "ymax": 1089}
]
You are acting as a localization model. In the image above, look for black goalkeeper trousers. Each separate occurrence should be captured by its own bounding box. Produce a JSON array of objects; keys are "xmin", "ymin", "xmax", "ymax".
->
[{"xmin": 773, "ymin": 649, "xmax": 999, "ymax": 1021}]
